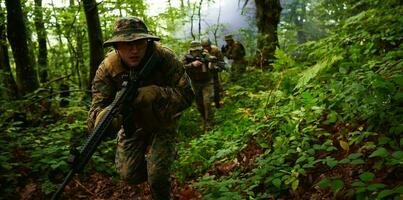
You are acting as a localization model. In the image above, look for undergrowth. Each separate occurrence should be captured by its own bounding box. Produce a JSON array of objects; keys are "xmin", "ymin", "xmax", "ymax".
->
[
  {"xmin": 173, "ymin": 4, "xmax": 403, "ymax": 200},
  {"xmin": 0, "ymin": 3, "xmax": 401, "ymax": 200}
]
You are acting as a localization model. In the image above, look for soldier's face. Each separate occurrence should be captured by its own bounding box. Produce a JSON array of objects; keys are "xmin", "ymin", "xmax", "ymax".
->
[
  {"xmin": 115, "ymin": 39, "xmax": 148, "ymax": 68},
  {"xmin": 190, "ymin": 50, "xmax": 201, "ymax": 57},
  {"xmin": 202, "ymin": 45, "xmax": 211, "ymax": 51}
]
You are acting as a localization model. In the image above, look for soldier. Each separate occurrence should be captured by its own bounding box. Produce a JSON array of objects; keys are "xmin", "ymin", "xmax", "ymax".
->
[
  {"xmin": 221, "ymin": 35, "xmax": 247, "ymax": 82},
  {"xmin": 87, "ymin": 17, "xmax": 194, "ymax": 200},
  {"xmin": 201, "ymin": 37, "xmax": 224, "ymax": 108},
  {"xmin": 183, "ymin": 41, "xmax": 215, "ymax": 132}
]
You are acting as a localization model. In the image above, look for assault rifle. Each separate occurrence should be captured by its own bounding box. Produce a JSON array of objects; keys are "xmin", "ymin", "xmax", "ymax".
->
[
  {"xmin": 184, "ymin": 54, "xmax": 225, "ymax": 108},
  {"xmin": 184, "ymin": 54, "xmax": 226, "ymax": 72},
  {"xmin": 51, "ymin": 43, "xmax": 159, "ymax": 200}
]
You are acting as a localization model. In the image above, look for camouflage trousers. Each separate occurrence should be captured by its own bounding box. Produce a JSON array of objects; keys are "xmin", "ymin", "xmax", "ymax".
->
[
  {"xmin": 191, "ymin": 79, "xmax": 214, "ymax": 131},
  {"xmin": 229, "ymin": 59, "xmax": 247, "ymax": 82},
  {"xmin": 115, "ymin": 105, "xmax": 176, "ymax": 200}
]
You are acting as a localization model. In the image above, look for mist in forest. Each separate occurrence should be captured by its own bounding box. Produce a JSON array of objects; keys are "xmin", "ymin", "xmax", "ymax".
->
[{"xmin": 145, "ymin": 0, "xmax": 256, "ymax": 45}]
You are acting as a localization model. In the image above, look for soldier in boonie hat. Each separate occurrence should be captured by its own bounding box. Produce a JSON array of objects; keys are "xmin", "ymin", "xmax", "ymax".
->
[
  {"xmin": 189, "ymin": 40, "xmax": 203, "ymax": 51},
  {"xmin": 88, "ymin": 16, "xmax": 194, "ymax": 200},
  {"xmin": 224, "ymin": 34, "xmax": 234, "ymax": 41},
  {"xmin": 103, "ymin": 17, "xmax": 160, "ymax": 47},
  {"xmin": 222, "ymin": 34, "xmax": 247, "ymax": 82}
]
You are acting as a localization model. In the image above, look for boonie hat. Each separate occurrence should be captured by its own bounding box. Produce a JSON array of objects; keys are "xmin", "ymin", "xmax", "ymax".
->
[
  {"xmin": 224, "ymin": 35, "xmax": 234, "ymax": 41},
  {"xmin": 189, "ymin": 41, "xmax": 203, "ymax": 51},
  {"xmin": 104, "ymin": 17, "xmax": 159, "ymax": 47}
]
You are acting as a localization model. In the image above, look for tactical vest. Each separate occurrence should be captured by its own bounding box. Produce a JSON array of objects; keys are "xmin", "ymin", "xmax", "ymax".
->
[{"xmin": 183, "ymin": 52, "xmax": 212, "ymax": 82}]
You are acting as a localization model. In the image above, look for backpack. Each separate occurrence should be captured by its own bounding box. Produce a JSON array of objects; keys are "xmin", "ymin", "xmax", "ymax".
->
[{"xmin": 238, "ymin": 42, "xmax": 246, "ymax": 57}]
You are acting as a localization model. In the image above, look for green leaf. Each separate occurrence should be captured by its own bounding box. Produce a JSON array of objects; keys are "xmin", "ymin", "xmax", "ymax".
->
[
  {"xmin": 292, "ymin": 179, "xmax": 299, "ymax": 191},
  {"xmin": 324, "ymin": 156, "xmax": 338, "ymax": 168},
  {"xmin": 0, "ymin": 162, "xmax": 13, "ymax": 170},
  {"xmin": 307, "ymin": 149, "xmax": 315, "ymax": 155},
  {"xmin": 339, "ymin": 66, "xmax": 348, "ymax": 74},
  {"xmin": 324, "ymin": 111, "xmax": 338, "ymax": 124},
  {"xmin": 378, "ymin": 136, "xmax": 391, "ymax": 145},
  {"xmin": 326, "ymin": 146, "xmax": 338, "ymax": 152},
  {"xmin": 377, "ymin": 189, "xmax": 394, "ymax": 199},
  {"xmin": 351, "ymin": 180, "xmax": 365, "ymax": 187},
  {"xmin": 356, "ymin": 187, "xmax": 367, "ymax": 193},
  {"xmin": 316, "ymin": 178, "xmax": 331, "ymax": 189},
  {"xmin": 369, "ymin": 147, "xmax": 388, "ymax": 158},
  {"xmin": 351, "ymin": 159, "xmax": 365, "ymax": 165},
  {"xmin": 391, "ymin": 74, "xmax": 403, "ymax": 87},
  {"xmin": 272, "ymin": 178, "xmax": 282, "ymax": 188},
  {"xmin": 313, "ymin": 144, "xmax": 322, "ymax": 150},
  {"xmin": 367, "ymin": 183, "xmax": 386, "ymax": 191},
  {"xmin": 373, "ymin": 160, "xmax": 384, "ymax": 170},
  {"xmin": 331, "ymin": 179, "xmax": 344, "ymax": 195},
  {"xmin": 359, "ymin": 172, "xmax": 375, "ymax": 182},
  {"xmin": 339, "ymin": 158, "xmax": 350, "ymax": 164},
  {"xmin": 296, "ymin": 155, "xmax": 307, "ymax": 163},
  {"xmin": 348, "ymin": 153, "xmax": 363, "ymax": 160},
  {"xmin": 392, "ymin": 151, "xmax": 403, "ymax": 160},
  {"xmin": 394, "ymin": 185, "xmax": 403, "ymax": 193}
]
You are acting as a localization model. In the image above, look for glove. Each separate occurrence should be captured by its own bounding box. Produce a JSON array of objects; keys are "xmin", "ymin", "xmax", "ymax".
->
[
  {"xmin": 132, "ymin": 85, "xmax": 163, "ymax": 108},
  {"xmin": 94, "ymin": 106, "xmax": 122, "ymax": 138}
]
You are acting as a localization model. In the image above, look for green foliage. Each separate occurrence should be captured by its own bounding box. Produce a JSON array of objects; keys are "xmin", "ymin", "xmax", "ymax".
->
[
  {"xmin": 2, "ymin": 0, "xmax": 402, "ymax": 199},
  {"xmin": 0, "ymin": 92, "xmax": 115, "ymax": 198},
  {"xmin": 174, "ymin": 2, "xmax": 403, "ymax": 199},
  {"xmin": 316, "ymin": 177, "xmax": 344, "ymax": 196},
  {"xmin": 193, "ymin": 176, "xmax": 243, "ymax": 200}
]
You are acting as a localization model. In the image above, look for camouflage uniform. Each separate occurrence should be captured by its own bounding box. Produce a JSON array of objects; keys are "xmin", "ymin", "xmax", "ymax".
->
[
  {"xmin": 222, "ymin": 35, "xmax": 247, "ymax": 82},
  {"xmin": 87, "ymin": 17, "xmax": 193, "ymax": 200},
  {"xmin": 183, "ymin": 41, "xmax": 214, "ymax": 132},
  {"xmin": 201, "ymin": 38, "xmax": 224, "ymax": 108}
]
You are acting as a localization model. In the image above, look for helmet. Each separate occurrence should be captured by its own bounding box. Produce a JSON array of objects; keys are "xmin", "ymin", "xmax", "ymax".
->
[
  {"xmin": 189, "ymin": 41, "xmax": 203, "ymax": 51},
  {"xmin": 103, "ymin": 17, "xmax": 160, "ymax": 47},
  {"xmin": 201, "ymin": 38, "xmax": 211, "ymax": 46}
]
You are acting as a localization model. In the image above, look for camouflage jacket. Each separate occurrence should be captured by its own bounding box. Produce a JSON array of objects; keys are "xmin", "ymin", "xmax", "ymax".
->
[
  {"xmin": 182, "ymin": 51, "xmax": 213, "ymax": 83},
  {"xmin": 223, "ymin": 41, "xmax": 245, "ymax": 61},
  {"xmin": 207, "ymin": 45, "xmax": 224, "ymax": 62},
  {"xmin": 87, "ymin": 42, "xmax": 194, "ymax": 131}
]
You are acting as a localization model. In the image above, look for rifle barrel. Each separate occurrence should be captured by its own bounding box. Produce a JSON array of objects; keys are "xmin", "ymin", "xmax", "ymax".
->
[{"xmin": 51, "ymin": 170, "xmax": 74, "ymax": 200}]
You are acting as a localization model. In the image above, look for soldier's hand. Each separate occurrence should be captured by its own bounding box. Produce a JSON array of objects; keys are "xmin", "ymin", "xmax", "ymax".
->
[
  {"xmin": 133, "ymin": 85, "xmax": 162, "ymax": 107},
  {"xmin": 94, "ymin": 106, "xmax": 122, "ymax": 138},
  {"xmin": 191, "ymin": 60, "xmax": 203, "ymax": 68}
]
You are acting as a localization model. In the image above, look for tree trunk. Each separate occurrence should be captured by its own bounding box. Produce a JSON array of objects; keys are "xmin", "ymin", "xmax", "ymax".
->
[
  {"xmin": 34, "ymin": 0, "xmax": 48, "ymax": 83},
  {"xmin": 212, "ymin": 2, "xmax": 222, "ymax": 45},
  {"xmin": 255, "ymin": 0, "xmax": 282, "ymax": 67},
  {"xmin": 0, "ymin": 4, "xmax": 18, "ymax": 99},
  {"xmin": 76, "ymin": 30, "xmax": 85, "ymax": 89},
  {"xmin": 71, "ymin": 0, "xmax": 85, "ymax": 89},
  {"xmin": 293, "ymin": 0, "xmax": 306, "ymax": 44},
  {"xmin": 198, "ymin": 0, "xmax": 203, "ymax": 39},
  {"xmin": 6, "ymin": 0, "xmax": 39, "ymax": 95},
  {"xmin": 190, "ymin": 3, "xmax": 196, "ymax": 40},
  {"xmin": 83, "ymin": 0, "xmax": 104, "ymax": 91}
]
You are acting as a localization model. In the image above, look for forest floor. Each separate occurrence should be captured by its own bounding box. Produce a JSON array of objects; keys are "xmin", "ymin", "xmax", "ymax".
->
[
  {"xmin": 18, "ymin": 135, "xmax": 401, "ymax": 200},
  {"xmin": 18, "ymin": 169, "xmax": 203, "ymax": 200}
]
